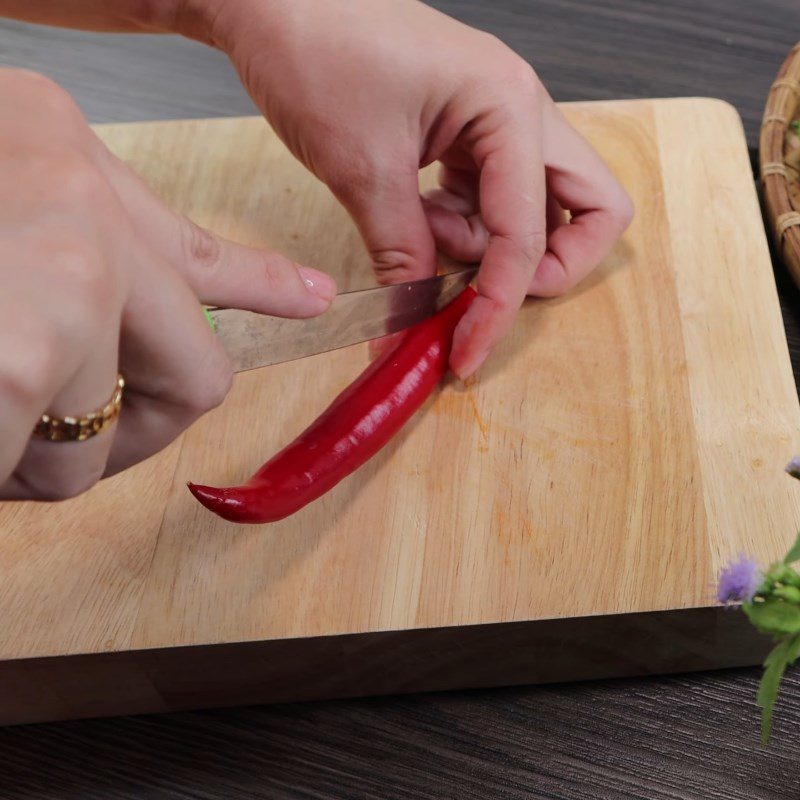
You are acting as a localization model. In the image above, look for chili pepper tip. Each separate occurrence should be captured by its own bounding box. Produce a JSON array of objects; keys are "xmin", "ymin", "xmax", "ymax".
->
[
  {"xmin": 187, "ymin": 482, "xmax": 223, "ymax": 511},
  {"xmin": 188, "ymin": 482, "xmax": 263, "ymax": 523}
]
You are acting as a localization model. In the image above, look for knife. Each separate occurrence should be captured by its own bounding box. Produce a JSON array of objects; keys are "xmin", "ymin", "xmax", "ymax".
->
[{"xmin": 208, "ymin": 267, "xmax": 477, "ymax": 373}]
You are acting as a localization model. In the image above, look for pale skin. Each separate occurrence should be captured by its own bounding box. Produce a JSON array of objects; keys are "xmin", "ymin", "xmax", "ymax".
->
[{"xmin": 0, "ymin": 0, "xmax": 633, "ymax": 501}]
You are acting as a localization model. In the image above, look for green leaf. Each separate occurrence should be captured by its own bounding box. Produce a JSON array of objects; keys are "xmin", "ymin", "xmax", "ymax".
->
[
  {"xmin": 768, "ymin": 563, "xmax": 800, "ymax": 588},
  {"xmin": 743, "ymin": 598, "xmax": 800, "ymax": 637},
  {"xmin": 758, "ymin": 634, "xmax": 800, "ymax": 744},
  {"xmin": 773, "ymin": 585, "xmax": 800, "ymax": 603},
  {"xmin": 783, "ymin": 532, "xmax": 800, "ymax": 565},
  {"xmin": 791, "ymin": 119, "xmax": 800, "ymax": 136}
]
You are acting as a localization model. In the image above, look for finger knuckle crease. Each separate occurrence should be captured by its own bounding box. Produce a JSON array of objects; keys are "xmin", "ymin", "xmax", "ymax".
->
[
  {"xmin": 371, "ymin": 249, "xmax": 417, "ymax": 283},
  {"xmin": 183, "ymin": 220, "xmax": 222, "ymax": 272},
  {"xmin": 262, "ymin": 256, "xmax": 297, "ymax": 296},
  {"xmin": 494, "ymin": 230, "xmax": 547, "ymax": 268}
]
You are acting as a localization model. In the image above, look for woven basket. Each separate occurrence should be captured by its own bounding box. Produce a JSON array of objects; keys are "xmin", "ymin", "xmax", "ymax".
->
[{"xmin": 760, "ymin": 42, "xmax": 800, "ymax": 286}]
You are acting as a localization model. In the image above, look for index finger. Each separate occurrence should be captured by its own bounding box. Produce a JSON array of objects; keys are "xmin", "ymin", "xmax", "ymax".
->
[{"xmin": 449, "ymin": 107, "xmax": 545, "ymax": 379}]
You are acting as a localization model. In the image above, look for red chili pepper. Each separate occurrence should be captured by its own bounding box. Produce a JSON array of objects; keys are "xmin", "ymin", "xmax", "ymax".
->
[{"xmin": 188, "ymin": 285, "xmax": 476, "ymax": 523}]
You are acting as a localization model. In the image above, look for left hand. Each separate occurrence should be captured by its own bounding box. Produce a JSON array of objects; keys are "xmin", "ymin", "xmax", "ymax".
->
[{"xmin": 180, "ymin": 0, "xmax": 633, "ymax": 377}]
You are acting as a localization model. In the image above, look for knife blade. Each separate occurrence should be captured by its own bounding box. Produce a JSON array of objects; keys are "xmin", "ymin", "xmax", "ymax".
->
[{"xmin": 209, "ymin": 267, "xmax": 477, "ymax": 373}]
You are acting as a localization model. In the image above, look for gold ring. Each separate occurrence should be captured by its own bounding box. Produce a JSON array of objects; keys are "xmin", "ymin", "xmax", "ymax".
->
[{"xmin": 32, "ymin": 375, "xmax": 125, "ymax": 443}]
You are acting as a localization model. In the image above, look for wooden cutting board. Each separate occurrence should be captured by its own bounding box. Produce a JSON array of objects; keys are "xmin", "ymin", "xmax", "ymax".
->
[{"xmin": 2, "ymin": 98, "xmax": 800, "ymax": 726}]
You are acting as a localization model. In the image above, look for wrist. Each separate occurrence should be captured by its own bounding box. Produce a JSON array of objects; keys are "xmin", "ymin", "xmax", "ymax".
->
[
  {"xmin": 174, "ymin": 0, "xmax": 299, "ymax": 51},
  {"xmin": 169, "ymin": 0, "xmax": 232, "ymax": 45},
  {"xmin": 170, "ymin": 0, "xmax": 259, "ymax": 49}
]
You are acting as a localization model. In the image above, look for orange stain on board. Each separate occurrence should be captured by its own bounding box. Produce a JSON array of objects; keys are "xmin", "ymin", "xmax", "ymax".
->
[
  {"xmin": 493, "ymin": 504, "xmax": 534, "ymax": 563},
  {"xmin": 432, "ymin": 380, "xmax": 489, "ymax": 444},
  {"xmin": 493, "ymin": 503, "xmax": 512, "ymax": 556},
  {"xmin": 465, "ymin": 392, "xmax": 489, "ymax": 440}
]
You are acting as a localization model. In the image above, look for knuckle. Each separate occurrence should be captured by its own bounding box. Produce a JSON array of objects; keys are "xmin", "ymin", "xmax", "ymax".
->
[
  {"xmin": 205, "ymin": 362, "xmax": 235, "ymax": 411},
  {"xmin": 181, "ymin": 218, "xmax": 222, "ymax": 272},
  {"xmin": 44, "ymin": 231, "xmax": 116, "ymax": 320},
  {"xmin": 487, "ymin": 228, "xmax": 548, "ymax": 297},
  {"xmin": 261, "ymin": 254, "xmax": 300, "ymax": 296},
  {"xmin": 474, "ymin": 288, "xmax": 521, "ymax": 321},
  {"xmin": 0, "ymin": 331, "xmax": 59, "ymax": 408},
  {"xmin": 506, "ymin": 57, "xmax": 539, "ymax": 92},
  {"xmin": 520, "ymin": 229, "xmax": 548, "ymax": 265},
  {"xmin": 20, "ymin": 150, "xmax": 116, "ymax": 220},
  {"xmin": 35, "ymin": 79, "xmax": 82, "ymax": 123},
  {"xmin": 4, "ymin": 69, "xmax": 81, "ymax": 122},
  {"xmin": 370, "ymin": 249, "xmax": 417, "ymax": 284},
  {"xmin": 481, "ymin": 44, "xmax": 539, "ymax": 96},
  {"xmin": 50, "ymin": 153, "xmax": 111, "ymax": 208},
  {"xmin": 181, "ymin": 357, "xmax": 233, "ymax": 417}
]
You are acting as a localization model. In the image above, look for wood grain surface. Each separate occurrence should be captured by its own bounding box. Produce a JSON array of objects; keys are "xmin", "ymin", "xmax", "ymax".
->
[
  {"xmin": 3, "ymin": 1, "xmax": 800, "ymax": 798},
  {"xmin": 2, "ymin": 100, "xmax": 798, "ymax": 728}
]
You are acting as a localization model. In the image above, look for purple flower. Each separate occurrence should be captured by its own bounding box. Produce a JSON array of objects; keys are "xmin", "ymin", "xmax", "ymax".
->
[
  {"xmin": 717, "ymin": 555, "xmax": 762, "ymax": 604},
  {"xmin": 785, "ymin": 456, "xmax": 800, "ymax": 479}
]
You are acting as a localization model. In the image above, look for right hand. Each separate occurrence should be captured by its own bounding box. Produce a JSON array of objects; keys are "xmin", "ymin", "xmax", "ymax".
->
[{"xmin": 0, "ymin": 68, "xmax": 336, "ymax": 501}]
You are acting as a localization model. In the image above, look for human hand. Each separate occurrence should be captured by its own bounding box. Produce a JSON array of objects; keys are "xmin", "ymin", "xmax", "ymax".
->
[
  {"xmin": 190, "ymin": 0, "xmax": 633, "ymax": 378},
  {"xmin": 0, "ymin": 69, "xmax": 335, "ymax": 500}
]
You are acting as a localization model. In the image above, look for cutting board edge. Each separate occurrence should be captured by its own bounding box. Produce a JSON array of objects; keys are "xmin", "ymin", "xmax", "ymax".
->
[
  {"xmin": 0, "ymin": 598, "xmax": 733, "ymax": 661},
  {"xmin": 0, "ymin": 604, "xmax": 768, "ymax": 726},
  {"xmin": 1, "ymin": 98, "xmax": 794, "ymax": 717}
]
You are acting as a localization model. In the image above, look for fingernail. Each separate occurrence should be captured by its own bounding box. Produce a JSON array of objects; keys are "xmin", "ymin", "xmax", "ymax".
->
[
  {"xmin": 453, "ymin": 348, "xmax": 490, "ymax": 381},
  {"xmin": 298, "ymin": 267, "xmax": 337, "ymax": 303}
]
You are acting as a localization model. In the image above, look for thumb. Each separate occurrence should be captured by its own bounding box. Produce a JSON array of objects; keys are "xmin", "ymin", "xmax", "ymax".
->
[
  {"xmin": 335, "ymin": 168, "xmax": 437, "ymax": 284},
  {"xmin": 97, "ymin": 143, "xmax": 336, "ymax": 318}
]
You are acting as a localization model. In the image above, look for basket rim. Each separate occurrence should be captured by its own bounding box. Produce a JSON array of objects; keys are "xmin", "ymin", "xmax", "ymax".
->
[{"xmin": 759, "ymin": 42, "xmax": 800, "ymax": 281}]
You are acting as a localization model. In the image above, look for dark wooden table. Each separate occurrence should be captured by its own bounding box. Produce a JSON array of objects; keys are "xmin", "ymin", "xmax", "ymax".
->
[{"xmin": 2, "ymin": 2, "xmax": 800, "ymax": 797}]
